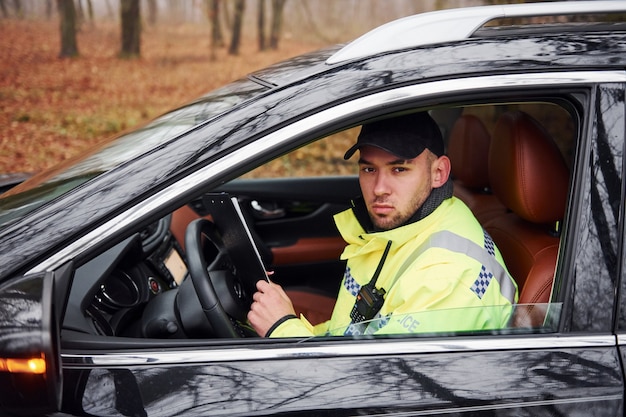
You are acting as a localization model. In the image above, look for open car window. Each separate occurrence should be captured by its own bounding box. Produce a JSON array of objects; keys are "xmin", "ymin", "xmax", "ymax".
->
[
  {"xmin": 60, "ymin": 98, "xmax": 576, "ymax": 346},
  {"xmin": 243, "ymin": 127, "xmax": 360, "ymax": 179}
]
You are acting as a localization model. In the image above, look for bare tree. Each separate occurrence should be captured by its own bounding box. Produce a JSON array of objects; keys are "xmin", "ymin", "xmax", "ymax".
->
[
  {"xmin": 104, "ymin": 0, "xmax": 114, "ymax": 19},
  {"xmin": 295, "ymin": 0, "xmax": 335, "ymax": 44},
  {"xmin": 212, "ymin": 0, "xmax": 224, "ymax": 45},
  {"xmin": 0, "ymin": 0, "xmax": 9, "ymax": 18},
  {"xmin": 86, "ymin": 0, "xmax": 94, "ymax": 25},
  {"xmin": 257, "ymin": 0, "xmax": 266, "ymax": 50},
  {"xmin": 221, "ymin": 0, "xmax": 232, "ymax": 30},
  {"xmin": 120, "ymin": 0, "xmax": 140, "ymax": 58},
  {"xmin": 57, "ymin": 0, "xmax": 79, "ymax": 58},
  {"xmin": 228, "ymin": 0, "xmax": 245, "ymax": 55},
  {"xmin": 12, "ymin": 0, "xmax": 22, "ymax": 18},
  {"xmin": 45, "ymin": 0, "xmax": 53, "ymax": 19},
  {"xmin": 206, "ymin": 0, "xmax": 224, "ymax": 61},
  {"xmin": 75, "ymin": 0, "xmax": 84, "ymax": 28},
  {"xmin": 269, "ymin": 0, "xmax": 286, "ymax": 49},
  {"xmin": 146, "ymin": 0, "xmax": 157, "ymax": 25}
]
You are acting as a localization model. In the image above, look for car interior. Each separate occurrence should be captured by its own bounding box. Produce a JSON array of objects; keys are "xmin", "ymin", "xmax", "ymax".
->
[{"xmin": 60, "ymin": 99, "xmax": 575, "ymax": 344}]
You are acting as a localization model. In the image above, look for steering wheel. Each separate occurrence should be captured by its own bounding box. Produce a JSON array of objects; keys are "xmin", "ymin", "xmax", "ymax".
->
[{"xmin": 184, "ymin": 218, "xmax": 254, "ymax": 338}]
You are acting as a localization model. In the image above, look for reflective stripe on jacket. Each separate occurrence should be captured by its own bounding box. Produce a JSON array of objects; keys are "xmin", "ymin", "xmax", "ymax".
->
[{"xmin": 270, "ymin": 197, "xmax": 518, "ymax": 338}]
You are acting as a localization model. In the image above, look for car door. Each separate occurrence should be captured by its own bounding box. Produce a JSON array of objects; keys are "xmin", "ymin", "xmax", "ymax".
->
[{"xmin": 13, "ymin": 73, "xmax": 626, "ymax": 416}]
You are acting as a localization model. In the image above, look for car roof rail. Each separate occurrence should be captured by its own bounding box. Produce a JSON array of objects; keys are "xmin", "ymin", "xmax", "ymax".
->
[{"xmin": 326, "ymin": 1, "xmax": 626, "ymax": 65}]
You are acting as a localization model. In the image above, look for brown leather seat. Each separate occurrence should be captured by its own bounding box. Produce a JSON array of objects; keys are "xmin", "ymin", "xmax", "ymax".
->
[
  {"xmin": 484, "ymin": 111, "xmax": 570, "ymax": 327},
  {"xmin": 448, "ymin": 114, "xmax": 506, "ymax": 224},
  {"xmin": 286, "ymin": 288, "xmax": 336, "ymax": 325}
]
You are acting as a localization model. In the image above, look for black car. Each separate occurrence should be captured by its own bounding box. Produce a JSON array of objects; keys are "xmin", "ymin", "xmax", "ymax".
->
[{"xmin": 2, "ymin": 1, "xmax": 626, "ymax": 415}]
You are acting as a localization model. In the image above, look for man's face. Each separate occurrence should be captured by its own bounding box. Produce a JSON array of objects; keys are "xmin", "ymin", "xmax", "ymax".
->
[{"xmin": 358, "ymin": 146, "xmax": 442, "ymax": 230}]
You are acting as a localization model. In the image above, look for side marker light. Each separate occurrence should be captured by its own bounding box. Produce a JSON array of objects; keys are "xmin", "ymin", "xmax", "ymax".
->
[{"xmin": 0, "ymin": 355, "xmax": 46, "ymax": 374}]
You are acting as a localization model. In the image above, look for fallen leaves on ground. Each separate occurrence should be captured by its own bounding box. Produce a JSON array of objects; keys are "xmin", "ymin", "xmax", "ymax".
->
[{"xmin": 0, "ymin": 18, "xmax": 325, "ymax": 174}]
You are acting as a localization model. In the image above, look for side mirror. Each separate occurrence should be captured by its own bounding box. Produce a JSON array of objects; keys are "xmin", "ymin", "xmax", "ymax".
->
[{"xmin": 0, "ymin": 272, "xmax": 62, "ymax": 416}]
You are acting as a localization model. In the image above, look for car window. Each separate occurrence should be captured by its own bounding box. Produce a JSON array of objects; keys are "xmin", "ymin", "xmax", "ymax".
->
[
  {"xmin": 60, "ymin": 99, "xmax": 577, "ymax": 345},
  {"xmin": 243, "ymin": 102, "xmax": 575, "ymax": 180},
  {"xmin": 244, "ymin": 100, "xmax": 575, "ymax": 339},
  {"xmin": 242, "ymin": 127, "xmax": 360, "ymax": 179}
]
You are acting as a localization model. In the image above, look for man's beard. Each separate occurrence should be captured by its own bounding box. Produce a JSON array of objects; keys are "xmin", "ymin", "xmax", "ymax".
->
[
  {"xmin": 368, "ymin": 195, "xmax": 426, "ymax": 231},
  {"xmin": 367, "ymin": 179, "xmax": 454, "ymax": 231},
  {"xmin": 370, "ymin": 211, "xmax": 409, "ymax": 231}
]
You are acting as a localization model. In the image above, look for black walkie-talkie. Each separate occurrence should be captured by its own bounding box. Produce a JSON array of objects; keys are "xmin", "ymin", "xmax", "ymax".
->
[
  {"xmin": 349, "ymin": 240, "xmax": 392, "ymax": 323},
  {"xmin": 350, "ymin": 282, "xmax": 386, "ymax": 323}
]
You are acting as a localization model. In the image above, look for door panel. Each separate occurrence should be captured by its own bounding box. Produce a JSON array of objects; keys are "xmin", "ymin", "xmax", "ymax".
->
[
  {"xmin": 62, "ymin": 340, "xmax": 623, "ymax": 416},
  {"xmin": 215, "ymin": 177, "xmax": 359, "ymax": 294},
  {"xmin": 171, "ymin": 176, "xmax": 357, "ymax": 295}
]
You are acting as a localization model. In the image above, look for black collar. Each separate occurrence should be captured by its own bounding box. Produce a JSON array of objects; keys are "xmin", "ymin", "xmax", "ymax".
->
[{"xmin": 351, "ymin": 178, "xmax": 454, "ymax": 233}]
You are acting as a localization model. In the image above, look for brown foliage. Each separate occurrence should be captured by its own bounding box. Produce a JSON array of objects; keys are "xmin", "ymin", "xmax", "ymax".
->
[{"xmin": 0, "ymin": 19, "xmax": 326, "ymax": 174}]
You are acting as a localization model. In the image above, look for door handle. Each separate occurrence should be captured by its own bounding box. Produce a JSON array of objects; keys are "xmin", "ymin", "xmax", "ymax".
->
[{"xmin": 251, "ymin": 200, "xmax": 286, "ymax": 219}]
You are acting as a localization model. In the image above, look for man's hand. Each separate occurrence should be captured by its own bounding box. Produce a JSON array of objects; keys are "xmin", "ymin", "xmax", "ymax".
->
[{"xmin": 248, "ymin": 280, "xmax": 296, "ymax": 337}]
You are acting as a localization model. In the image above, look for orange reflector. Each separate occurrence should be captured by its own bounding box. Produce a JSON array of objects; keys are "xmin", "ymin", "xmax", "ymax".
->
[{"xmin": 0, "ymin": 356, "xmax": 46, "ymax": 374}]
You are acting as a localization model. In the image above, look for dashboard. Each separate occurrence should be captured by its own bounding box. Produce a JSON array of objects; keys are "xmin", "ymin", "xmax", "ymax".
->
[{"xmin": 63, "ymin": 215, "xmax": 188, "ymax": 338}]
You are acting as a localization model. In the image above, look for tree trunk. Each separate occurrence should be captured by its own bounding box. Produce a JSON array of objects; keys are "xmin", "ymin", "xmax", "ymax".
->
[
  {"xmin": 12, "ymin": 0, "xmax": 22, "ymax": 18},
  {"xmin": 57, "ymin": 0, "xmax": 79, "ymax": 58},
  {"xmin": 104, "ymin": 0, "xmax": 114, "ymax": 19},
  {"xmin": 212, "ymin": 0, "xmax": 224, "ymax": 45},
  {"xmin": 75, "ymin": 0, "xmax": 84, "ymax": 29},
  {"xmin": 228, "ymin": 0, "xmax": 245, "ymax": 56},
  {"xmin": 206, "ymin": 0, "xmax": 224, "ymax": 61},
  {"xmin": 0, "ymin": 0, "xmax": 9, "ymax": 18},
  {"xmin": 222, "ymin": 0, "xmax": 231, "ymax": 30},
  {"xmin": 45, "ymin": 0, "xmax": 53, "ymax": 19},
  {"xmin": 86, "ymin": 0, "xmax": 94, "ymax": 25},
  {"xmin": 147, "ymin": 0, "xmax": 157, "ymax": 26},
  {"xmin": 269, "ymin": 0, "xmax": 286, "ymax": 50},
  {"xmin": 120, "ymin": 0, "xmax": 141, "ymax": 58},
  {"xmin": 297, "ymin": 0, "xmax": 333, "ymax": 44},
  {"xmin": 257, "ymin": 0, "xmax": 266, "ymax": 51}
]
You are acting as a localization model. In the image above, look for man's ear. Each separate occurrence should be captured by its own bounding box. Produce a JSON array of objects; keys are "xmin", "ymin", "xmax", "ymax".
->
[{"xmin": 431, "ymin": 155, "xmax": 451, "ymax": 188}]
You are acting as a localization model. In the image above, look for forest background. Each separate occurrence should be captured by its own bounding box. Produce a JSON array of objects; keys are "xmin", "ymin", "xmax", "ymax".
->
[{"xmin": 1, "ymin": 0, "xmax": 525, "ymax": 176}]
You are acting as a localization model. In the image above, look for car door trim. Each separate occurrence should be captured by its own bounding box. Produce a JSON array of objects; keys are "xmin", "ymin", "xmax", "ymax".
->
[
  {"xmin": 400, "ymin": 395, "xmax": 623, "ymax": 416},
  {"xmin": 62, "ymin": 333, "xmax": 616, "ymax": 368},
  {"xmin": 29, "ymin": 70, "xmax": 626, "ymax": 276}
]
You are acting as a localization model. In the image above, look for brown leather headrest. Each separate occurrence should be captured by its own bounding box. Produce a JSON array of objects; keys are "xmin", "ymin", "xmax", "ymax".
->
[
  {"xmin": 448, "ymin": 115, "xmax": 491, "ymax": 189},
  {"xmin": 489, "ymin": 111, "xmax": 569, "ymax": 224}
]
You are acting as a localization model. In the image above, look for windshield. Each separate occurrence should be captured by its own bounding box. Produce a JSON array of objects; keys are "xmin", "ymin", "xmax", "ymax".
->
[{"xmin": 0, "ymin": 78, "xmax": 268, "ymax": 228}]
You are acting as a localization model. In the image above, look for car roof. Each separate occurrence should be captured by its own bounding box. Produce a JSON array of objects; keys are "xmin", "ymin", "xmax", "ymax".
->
[
  {"xmin": 249, "ymin": 1, "xmax": 626, "ymax": 89},
  {"xmin": 327, "ymin": 1, "xmax": 626, "ymax": 64}
]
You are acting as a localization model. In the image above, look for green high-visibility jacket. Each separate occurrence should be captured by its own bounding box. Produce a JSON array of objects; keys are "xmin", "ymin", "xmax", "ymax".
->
[{"xmin": 270, "ymin": 197, "xmax": 518, "ymax": 337}]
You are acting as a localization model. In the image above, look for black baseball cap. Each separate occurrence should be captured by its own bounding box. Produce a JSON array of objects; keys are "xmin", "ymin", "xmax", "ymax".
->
[{"xmin": 344, "ymin": 112, "xmax": 444, "ymax": 160}]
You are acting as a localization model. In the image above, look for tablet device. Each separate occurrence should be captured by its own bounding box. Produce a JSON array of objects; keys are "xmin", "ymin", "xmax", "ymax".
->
[{"xmin": 202, "ymin": 193, "xmax": 270, "ymax": 297}]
